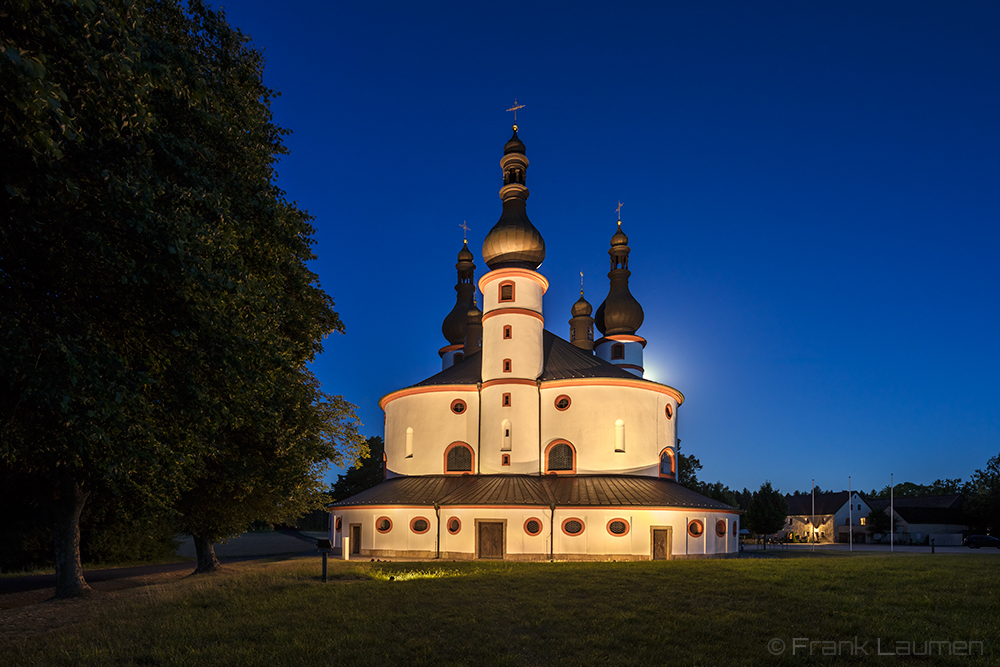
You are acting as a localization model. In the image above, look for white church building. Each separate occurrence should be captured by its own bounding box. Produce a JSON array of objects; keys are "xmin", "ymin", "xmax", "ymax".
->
[{"xmin": 329, "ymin": 124, "xmax": 738, "ymax": 560}]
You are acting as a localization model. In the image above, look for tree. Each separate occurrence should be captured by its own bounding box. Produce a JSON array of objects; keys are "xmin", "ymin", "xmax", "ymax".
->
[
  {"xmin": 745, "ymin": 481, "xmax": 788, "ymax": 548},
  {"xmin": 865, "ymin": 506, "xmax": 899, "ymax": 542},
  {"xmin": 2, "ymin": 0, "xmax": 360, "ymax": 594},
  {"xmin": 677, "ymin": 453, "xmax": 703, "ymax": 490},
  {"xmin": 330, "ymin": 436, "xmax": 385, "ymax": 502},
  {"xmin": 966, "ymin": 453, "xmax": 1000, "ymax": 534}
]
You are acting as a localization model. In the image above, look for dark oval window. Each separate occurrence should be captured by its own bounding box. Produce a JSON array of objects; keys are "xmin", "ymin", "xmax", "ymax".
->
[
  {"xmin": 411, "ymin": 517, "xmax": 429, "ymax": 533},
  {"xmin": 608, "ymin": 520, "xmax": 629, "ymax": 536},
  {"xmin": 563, "ymin": 519, "xmax": 584, "ymax": 535},
  {"xmin": 688, "ymin": 520, "xmax": 704, "ymax": 538},
  {"xmin": 448, "ymin": 518, "xmax": 461, "ymax": 534},
  {"xmin": 732, "ymin": 521, "xmax": 738, "ymax": 537},
  {"xmin": 335, "ymin": 518, "xmax": 342, "ymax": 532},
  {"xmin": 451, "ymin": 399, "xmax": 467, "ymax": 414},
  {"xmin": 525, "ymin": 519, "xmax": 541, "ymax": 535},
  {"xmin": 376, "ymin": 517, "xmax": 392, "ymax": 533},
  {"xmin": 665, "ymin": 404, "xmax": 673, "ymax": 419},
  {"xmin": 554, "ymin": 395, "xmax": 571, "ymax": 411}
]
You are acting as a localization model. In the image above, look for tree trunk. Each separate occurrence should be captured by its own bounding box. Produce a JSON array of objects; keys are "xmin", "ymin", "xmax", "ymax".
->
[
  {"xmin": 53, "ymin": 476, "xmax": 91, "ymax": 598},
  {"xmin": 193, "ymin": 534, "xmax": 220, "ymax": 573}
]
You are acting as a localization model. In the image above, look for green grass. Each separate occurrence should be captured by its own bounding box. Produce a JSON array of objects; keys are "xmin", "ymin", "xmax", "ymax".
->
[{"xmin": 4, "ymin": 554, "xmax": 998, "ymax": 666}]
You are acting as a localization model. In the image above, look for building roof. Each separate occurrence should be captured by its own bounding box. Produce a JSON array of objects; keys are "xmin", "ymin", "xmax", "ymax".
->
[
  {"xmin": 867, "ymin": 494, "xmax": 967, "ymax": 526},
  {"xmin": 785, "ymin": 491, "xmax": 854, "ymax": 516},
  {"xmin": 330, "ymin": 474, "xmax": 738, "ymax": 511},
  {"xmin": 411, "ymin": 330, "xmax": 642, "ymax": 389}
]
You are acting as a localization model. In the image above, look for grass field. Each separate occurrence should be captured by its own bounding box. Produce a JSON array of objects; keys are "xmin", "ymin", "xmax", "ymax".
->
[{"xmin": 2, "ymin": 553, "xmax": 997, "ymax": 666}]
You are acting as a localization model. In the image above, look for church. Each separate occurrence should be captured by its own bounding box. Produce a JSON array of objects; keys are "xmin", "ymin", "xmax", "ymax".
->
[{"xmin": 329, "ymin": 123, "xmax": 738, "ymax": 560}]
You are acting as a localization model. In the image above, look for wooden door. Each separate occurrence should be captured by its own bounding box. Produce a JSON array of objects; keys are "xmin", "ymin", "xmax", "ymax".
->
[
  {"xmin": 652, "ymin": 528, "xmax": 671, "ymax": 560},
  {"xmin": 351, "ymin": 525, "xmax": 361, "ymax": 554},
  {"xmin": 478, "ymin": 522, "xmax": 504, "ymax": 559}
]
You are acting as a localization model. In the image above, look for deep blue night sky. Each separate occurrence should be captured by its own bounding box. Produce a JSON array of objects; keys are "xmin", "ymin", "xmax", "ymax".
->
[{"xmin": 209, "ymin": 0, "xmax": 999, "ymax": 495}]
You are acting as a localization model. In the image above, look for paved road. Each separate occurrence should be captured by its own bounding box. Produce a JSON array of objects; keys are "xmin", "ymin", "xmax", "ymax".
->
[
  {"xmin": 0, "ymin": 528, "xmax": 323, "ymax": 595},
  {"xmin": 745, "ymin": 542, "xmax": 1000, "ymax": 555}
]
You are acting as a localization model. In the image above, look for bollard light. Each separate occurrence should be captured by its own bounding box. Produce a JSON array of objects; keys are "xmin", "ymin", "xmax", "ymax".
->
[{"xmin": 317, "ymin": 538, "xmax": 333, "ymax": 582}]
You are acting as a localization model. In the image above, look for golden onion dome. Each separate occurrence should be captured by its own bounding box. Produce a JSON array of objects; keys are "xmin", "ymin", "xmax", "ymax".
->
[{"xmin": 571, "ymin": 293, "xmax": 593, "ymax": 317}]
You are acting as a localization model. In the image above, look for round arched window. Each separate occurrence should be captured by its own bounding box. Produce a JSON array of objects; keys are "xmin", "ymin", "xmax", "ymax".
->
[
  {"xmin": 445, "ymin": 443, "xmax": 473, "ymax": 473},
  {"xmin": 607, "ymin": 518, "xmax": 630, "ymax": 536},
  {"xmin": 447, "ymin": 518, "xmax": 461, "ymax": 535},
  {"xmin": 451, "ymin": 399, "xmax": 467, "ymax": 414},
  {"xmin": 376, "ymin": 517, "xmax": 392, "ymax": 533},
  {"xmin": 716, "ymin": 519, "xmax": 727, "ymax": 537},
  {"xmin": 561, "ymin": 518, "xmax": 585, "ymax": 536},
  {"xmin": 524, "ymin": 518, "xmax": 543, "ymax": 536},
  {"xmin": 335, "ymin": 517, "xmax": 342, "ymax": 533},
  {"xmin": 665, "ymin": 404, "xmax": 673, "ymax": 419},
  {"xmin": 688, "ymin": 519, "xmax": 704, "ymax": 538},
  {"xmin": 410, "ymin": 517, "xmax": 430, "ymax": 534},
  {"xmin": 554, "ymin": 395, "xmax": 571, "ymax": 411}
]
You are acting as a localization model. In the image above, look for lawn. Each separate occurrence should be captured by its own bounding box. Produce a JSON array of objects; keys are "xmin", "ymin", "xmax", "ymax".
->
[{"xmin": 2, "ymin": 553, "xmax": 996, "ymax": 666}]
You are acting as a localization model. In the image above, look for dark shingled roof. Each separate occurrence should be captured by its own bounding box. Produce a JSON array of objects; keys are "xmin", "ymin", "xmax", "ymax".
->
[
  {"xmin": 411, "ymin": 330, "xmax": 643, "ymax": 389},
  {"xmin": 785, "ymin": 491, "xmax": 852, "ymax": 516},
  {"xmin": 868, "ymin": 494, "xmax": 968, "ymax": 526},
  {"xmin": 330, "ymin": 474, "xmax": 737, "ymax": 511}
]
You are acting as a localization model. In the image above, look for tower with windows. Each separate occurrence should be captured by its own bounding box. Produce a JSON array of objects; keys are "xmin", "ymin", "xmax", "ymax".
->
[
  {"xmin": 594, "ymin": 221, "xmax": 646, "ymax": 376},
  {"xmin": 439, "ymin": 241, "xmax": 476, "ymax": 369}
]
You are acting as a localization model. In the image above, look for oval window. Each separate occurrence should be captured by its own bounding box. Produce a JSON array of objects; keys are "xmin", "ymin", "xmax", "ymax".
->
[
  {"xmin": 447, "ymin": 518, "xmax": 461, "ymax": 535},
  {"xmin": 665, "ymin": 404, "xmax": 673, "ymax": 419},
  {"xmin": 410, "ymin": 517, "xmax": 430, "ymax": 534},
  {"xmin": 562, "ymin": 518, "xmax": 585, "ymax": 536},
  {"xmin": 716, "ymin": 520, "xmax": 727, "ymax": 537},
  {"xmin": 688, "ymin": 520, "xmax": 704, "ymax": 538},
  {"xmin": 376, "ymin": 517, "xmax": 392, "ymax": 533},
  {"xmin": 554, "ymin": 395, "xmax": 571, "ymax": 411},
  {"xmin": 335, "ymin": 517, "xmax": 342, "ymax": 533},
  {"xmin": 607, "ymin": 519, "xmax": 630, "ymax": 536},
  {"xmin": 524, "ymin": 518, "xmax": 543, "ymax": 536},
  {"xmin": 451, "ymin": 399, "xmax": 467, "ymax": 414}
]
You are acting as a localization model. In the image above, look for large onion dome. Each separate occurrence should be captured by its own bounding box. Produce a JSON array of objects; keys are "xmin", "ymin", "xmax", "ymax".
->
[
  {"xmin": 482, "ymin": 126, "xmax": 546, "ymax": 270},
  {"xmin": 441, "ymin": 241, "xmax": 477, "ymax": 344},
  {"xmin": 595, "ymin": 221, "xmax": 644, "ymax": 335},
  {"xmin": 571, "ymin": 292, "xmax": 593, "ymax": 317}
]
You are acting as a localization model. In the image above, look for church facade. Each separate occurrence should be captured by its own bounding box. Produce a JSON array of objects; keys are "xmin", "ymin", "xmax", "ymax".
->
[{"xmin": 329, "ymin": 125, "xmax": 738, "ymax": 560}]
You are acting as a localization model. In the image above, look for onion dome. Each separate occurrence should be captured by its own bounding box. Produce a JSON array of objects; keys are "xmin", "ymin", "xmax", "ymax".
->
[
  {"xmin": 571, "ymin": 292, "xmax": 593, "ymax": 317},
  {"xmin": 595, "ymin": 221, "xmax": 644, "ymax": 335},
  {"xmin": 441, "ymin": 241, "xmax": 477, "ymax": 344},
  {"xmin": 482, "ymin": 126, "xmax": 546, "ymax": 270}
]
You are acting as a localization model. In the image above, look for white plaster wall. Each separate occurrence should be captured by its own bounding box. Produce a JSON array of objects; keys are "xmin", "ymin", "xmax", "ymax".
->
[
  {"xmin": 480, "ymin": 271, "xmax": 545, "ymax": 313},
  {"xmin": 482, "ymin": 315, "xmax": 544, "ymax": 382},
  {"xmin": 539, "ymin": 384, "xmax": 676, "ymax": 476},
  {"xmin": 480, "ymin": 384, "xmax": 541, "ymax": 474},
  {"xmin": 385, "ymin": 391, "xmax": 479, "ymax": 475},
  {"xmin": 595, "ymin": 339, "xmax": 644, "ymax": 372},
  {"xmin": 334, "ymin": 507, "xmax": 739, "ymax": 558}
]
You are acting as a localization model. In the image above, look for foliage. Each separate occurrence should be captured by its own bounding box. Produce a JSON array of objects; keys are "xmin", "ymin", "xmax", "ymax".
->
[
  {"xmin": 865, "ymin": 506, "xmax": 900, "ymax": 541},
  {"xmin": 868, "ymin": 478, "xmax": 969, "ymax": 499},
  {"xmin": 965, "ymin": 452, "xmax": 1000, "ymax": 534},
  {"xmin": 1, "ymin": 0, "xmax": 362, "ymax": 592},
  {"xmin": 675, "ymin": 452, "xmax": 744, "ymax": 509},
  {"xmin": 677, "ymin": 452, "xmax": 702, "ymax": 489},
  {"xmin": 745, "ymin": 481, "xmax": 788, "ymax": 537},
  {"xmin": 330, "ymin": 436, "xmax": 385, "ymax": 502}
]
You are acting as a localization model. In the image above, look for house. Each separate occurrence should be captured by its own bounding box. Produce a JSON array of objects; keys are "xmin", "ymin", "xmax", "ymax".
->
[
  {"xmin": 867, "ymin": 494, "xmax": 969, "ymax": 546},
  {"xmin": 783, "ymin": 491, "xmax": 872, "ymax": 544}
]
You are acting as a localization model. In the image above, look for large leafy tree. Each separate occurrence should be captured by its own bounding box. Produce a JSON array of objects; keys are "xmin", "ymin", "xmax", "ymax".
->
[
  {"xmin": 966, "ymin": 453, "xmax": 1000, "ymax": 534},
  {"xmin": 330, "ymin": 436, "xmax": 385, "ymax": 502},
  {"xmin": 745, "ymin": 481, "xmax": 788, "ymax": 547},
  {"xmin": 1, "ymin": 0, "xmax": 360, "ymax": 595}
]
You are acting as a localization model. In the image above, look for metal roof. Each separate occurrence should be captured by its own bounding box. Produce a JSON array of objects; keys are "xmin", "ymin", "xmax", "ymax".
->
[
  {"xmin": 411, "ymin": 330, "xmax": 643, "ymax": 389},
  {"xmin": 330, "ymin": 474, "xmax": 737, "ymax": 511}
]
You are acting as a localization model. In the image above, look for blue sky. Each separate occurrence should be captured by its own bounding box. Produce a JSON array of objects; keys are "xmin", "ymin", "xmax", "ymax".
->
[{"xmin": 210, "ymin": 0, "xmax": 999, "ymax": 495}]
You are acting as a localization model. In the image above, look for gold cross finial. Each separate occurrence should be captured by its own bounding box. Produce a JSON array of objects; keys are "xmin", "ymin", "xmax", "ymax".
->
[
  {"xmin": 580, "ymin": 271, "xmax": 584, "ymax": 294},
  {"xmin": 506, "ymin": 98, "xmax": 525, "ymax": 126},
  {"xmin": 459, "ymin": 220, "xmax": 470, "ymax": 242},
  {"xmin": 615, "ymin": 201, "xmax": 624, "ymax": 222}
]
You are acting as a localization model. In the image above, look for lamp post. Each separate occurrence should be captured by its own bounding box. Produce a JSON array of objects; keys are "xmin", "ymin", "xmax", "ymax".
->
[
  {"xmin": 811, "ymin": 478, "xmax": 815, "ymax": 553},
  {"xmin": 317, "ymin": 538, "xmax": 333, "ymax": 583}
]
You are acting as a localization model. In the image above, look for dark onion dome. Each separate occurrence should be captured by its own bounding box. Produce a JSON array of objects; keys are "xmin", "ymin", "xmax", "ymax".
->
[
  {"xmin": 467, "ymin": 298, "xmax": 483, "ymax": 321},
  {"xmin": 504, "ymin": 126, "xmax": 526, "ymax": 155},
  {"xmin": 571, "ymin": 292, "xmax": 593, "ymax": 317},
  {"xmin": 483, "ymin": 126, "xmax": 546, "ymax": 270},
  {"xmin": 595, "ymin": 221, "xmax": 644, "ymax": 335},
  {"xmin": 442, "ymin": 241, "xmax": 476, "ymax": 344}
]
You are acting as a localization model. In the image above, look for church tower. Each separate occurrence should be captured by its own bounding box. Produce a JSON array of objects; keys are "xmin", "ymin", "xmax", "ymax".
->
[
  {"xmin": 594, "ymin": 220, "xmax": 646, "ymax": 376},
  {"xmin": 478, "ymin": 124, "xmax": 548, "ymax": 474},
  {"xmin": 439, "ymin": 241, "xmax": 476, "ymax": 369},
  {"xmin": 569, "ymin": 289, "xmax": 594, "ymax": 352}
]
